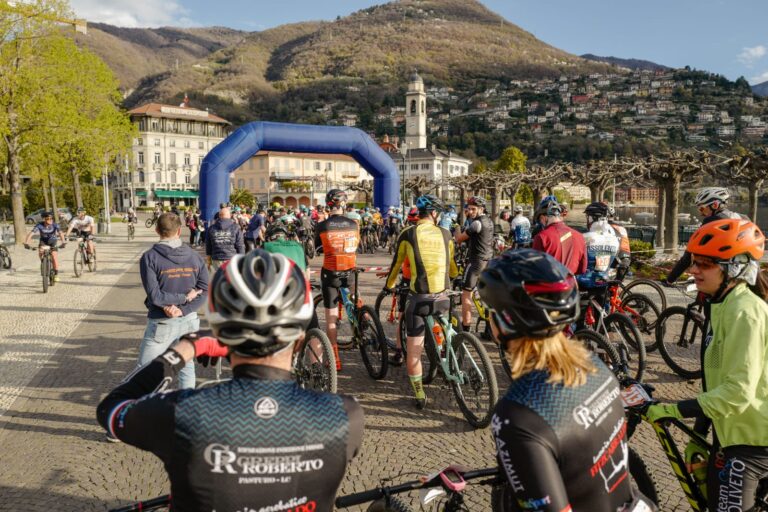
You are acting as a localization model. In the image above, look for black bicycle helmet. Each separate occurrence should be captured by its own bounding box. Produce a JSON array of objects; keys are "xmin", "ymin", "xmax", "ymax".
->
[
  {"xmin": 326, "ymin": 189, "xmax": 347, "ymax": 208},
  {"xmin": 584, "ymin": 201, "xmax": 609, "ymax": 220},
  {"xmin": 265, "ymin": 223, "xmax": 289, "ymax": 241},
  {"xmin": 466, "ymin": 196, "xmax": 486, "ymax": 209},
  {"xmin": 207, "ymin": 250, "xmax": 312, "ymax": 357},
  {"xmin": 416, "ymin": 194, "xmax": 443, "ymax": 213},
  {"xmin": 478, "ymin": 249, "xmax": 579, "ymax": 340},
  {"xmin": 536, "ymin": 196, "xmax": 561, "ymax": 218}
]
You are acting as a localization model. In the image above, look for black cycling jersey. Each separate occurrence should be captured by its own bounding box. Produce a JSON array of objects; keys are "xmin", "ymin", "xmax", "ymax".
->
[
  {"xmin": 492, "ymin": 355, "xmax": 633, "ymax": 512},
  {"xmin": 465, "ymin": 214, "xmax": 494, "ymax": 261},
  {"xmin": 97, "ymin": 349, "xmax": 363, "ymax": 512}
]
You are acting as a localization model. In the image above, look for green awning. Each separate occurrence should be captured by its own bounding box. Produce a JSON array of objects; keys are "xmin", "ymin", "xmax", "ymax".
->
[
  {"xmin": 154, "ymin": 190, "xmax": 199, "ymax": 199},
  {"xmin": 135, "ymin": 190, "xmax": 147, "ymax": 197}
]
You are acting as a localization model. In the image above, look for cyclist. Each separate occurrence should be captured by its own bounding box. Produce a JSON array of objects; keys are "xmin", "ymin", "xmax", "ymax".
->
[
  {"xmin": 532, "ymin": 197, "xmax": 587, "ymax": 276},
  {"xmin": 24, "ymin": 211, "xmax": 65, "ymax": 281},
  {"xmin": 65, "ymin": 207, "xmax": 96, "ymax": 262},
  {"xmin": 647, "ymin": 219, "xmax": 768, "ymax": 511},
  {"xmin": 314, "ymin": 190, "xmax": 360, "ymax": 371},
  {"xmin": 384, "ymin": 194, "xmax": 458, "ymax": 409},
  {"xmin": 478, "ymin": 249, "xmax": 648, "ymax": 512},
  {"xmin": 264, "ymin": 223, "xmax": 308, "ymax": 273},
  {"xmin": 664, "ymin": 186, "xmax": 743, "ymax": 285},
  {"xmin": 359, "ymin": 208, "xmax": 375, "ymax": 249},
  {"xmin": 454, "ymin": 196, "xmax": 494, "ymax": 333},
  {"xmin": 438, "ymin": 204, "xmax": 457, "ymax": 232},
  {"xmin": 126, "ymin": 206, "xmax": 138, "ymax": 225},
  {"xmin": 576, "ymin": 202, "xmax": 620, "ymax": 290},
  {"xmin": 244, "ymin": 208, "xmax": 266, "ymax": 252},
  {"xmin": 345, "ymin": 205, "xmax": 362, "ymax": 225},
  {"xmin": 607, "ymin": 206, "xmax": 632, "ymax": 278},
  {"xmin": 386, "ymin": 207, "xmax": 403, "ymax": 245},
  {"xmin": 97, "ymin": 250, "xmax": 363, "ymax": 512},
  {"xmin": 510, "ymin": 205, "xmax": 532, "ymax": 249},
  {"xmin": 495, "ymin": 209, "xmax": 511, "ymax": 237}
]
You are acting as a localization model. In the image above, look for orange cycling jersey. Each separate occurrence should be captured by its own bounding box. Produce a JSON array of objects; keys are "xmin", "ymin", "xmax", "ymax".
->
[
  {"xmin": 314, "ymin": 214, "xmax": 360, "ymax": 272},
  {"xmin": 610, "ymin": 222, "xmax": 631, "ymax": 255}
]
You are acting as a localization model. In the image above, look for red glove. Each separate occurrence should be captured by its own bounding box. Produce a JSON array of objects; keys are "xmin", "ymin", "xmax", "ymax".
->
[{"xmin": 182, "ymin": 331, "xmax": 229, "ymax": 367}]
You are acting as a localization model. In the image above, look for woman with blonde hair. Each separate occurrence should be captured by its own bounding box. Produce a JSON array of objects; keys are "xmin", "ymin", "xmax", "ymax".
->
[{"xmin": 478, "ymin": 249, "xmax": 653, "ymax": 511}]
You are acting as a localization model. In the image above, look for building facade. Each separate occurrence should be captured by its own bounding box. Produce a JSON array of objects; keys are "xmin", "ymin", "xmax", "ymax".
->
[{"xmin": 110, "ymin": 101, "xmax": 231, "ymax": 209}]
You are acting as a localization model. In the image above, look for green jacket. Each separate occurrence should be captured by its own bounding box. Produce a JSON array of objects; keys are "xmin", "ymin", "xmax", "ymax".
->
[
  {"xmin": 697, "ymin": 282, "xmax": 768, "ymax": 447},
  {"xmin": 263, "ymin": 239, "xmax": 307, "ymax": 271}
]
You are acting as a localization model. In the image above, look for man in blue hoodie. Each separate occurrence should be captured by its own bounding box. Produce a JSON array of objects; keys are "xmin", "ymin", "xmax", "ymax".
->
[
  {"xmin": 206, "ymin": 205, "xmax": 244, "ymax": 271},
  {"xmin": 138, "ymin": 213, "xmax": 208, "ymax": 390}
]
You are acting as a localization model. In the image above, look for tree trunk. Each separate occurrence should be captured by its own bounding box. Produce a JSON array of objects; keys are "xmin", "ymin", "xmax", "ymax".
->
[
  {"xmin": 458, "ymin": 187, "xmax": 466, "ymax": 225},
  {"xmin": 490, "ymin": 186, "xmax": 499, "ymax": 221},
  {"xmin": 665, "ymin": 177, "xmax": 681, "ymax": 253},
  {"xmin": 49, "ymin": 170, "xmax": 58, "ymax": 217},
  {"xmin": 6, "ymin": 131, "xmax": 26, "ymax": 245},
  {"xmin": 71, "ymin": 166, "xmax": 83, "ymax": 209},
  {"xmin": 590, "ymin": 185, "xmax": 599, "ymax": 203},
  {"xmin": 749, "ymin": 180, "xmax": 761, "ymax": 223},
  {"xmin": 42, "ymin": 178, "xmax": 50, "ymax": 210},
  {"xmin": 655, "ymin": 185, "xmax": 665, "ymax": 248}
]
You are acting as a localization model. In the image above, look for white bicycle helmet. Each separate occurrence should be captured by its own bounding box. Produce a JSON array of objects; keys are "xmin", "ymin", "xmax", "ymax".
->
[
  {"xmin": 207, "ymin": 250, "xmax": 312, "ymax": 357},
  {"xmin": 695, "ymin": 187, "xmax": 729, "ymax": 207}
]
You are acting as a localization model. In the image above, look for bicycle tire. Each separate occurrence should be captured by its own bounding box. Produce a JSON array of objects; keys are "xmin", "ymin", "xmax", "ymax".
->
[
  {"xmin": 621, "ymin": 278, "xmax": 667, "ymax": 312},
  {"xmin": 305, "ymin": 238, "xmax": 315, "ymax": 260},
  {"xmin": 629, "ymin": 446, "xmax": 659, "ymax": 506},
  {"xmin": 449, "ymin": 331, "xmax": 498, "ymax": 428},
  {"xmin": 604, "ymin": 312, "xmax": 646, "ymax": 382},
  {"xmin": 619, "ymin": 293, "xmax": 661, "ymax": 352},
  {"xmin": 0, "ymin": 246, "xmax": 11, "ymax": 269},
  {"xmin": 294, "ymin": 328, "xmax": 337, "ymax": 394},
  {"xmin": 41, "ymin": 256, "xmax": 49, "ymax": 293},
  {"xmin": 656, "ymin": 305, "xmax": 703, "ymax": 379},
  {"xmin": 366, "ymin": 496, "xmax": 412, "ymax": 512},
  {"xmin": 145, "ymin": 218, "xmax": 154, "ymax": 228},
  {"xmin": 88, "ymin": 247, "xmax": 97, "ymax": 272},
  {"xmin": 128, "ymin": 224, "xmax": 135, "ymax": 241},
  {"xmin": 490, "ymin": 482, "xmax": 513, "ymax": 512},
  {"xmin": 573, "ymin": 329, "xmax": 623, "ymax": 376},
  {"xmin": 374, "ymin": 289, "xmax": 398, "ymax": 334},
  {"xmin": 73, "ymin": 248, "xmax": 84, "ymax": 277},
  {"xmin": 357, "ymin": 305, "xmax": 389, "ymax": 380},
  {"xmin": 419, "ymin": 319, "xmax": 440, "ymax": 385}
]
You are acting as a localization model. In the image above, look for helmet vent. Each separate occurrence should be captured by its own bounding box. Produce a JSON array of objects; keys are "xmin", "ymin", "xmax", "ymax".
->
[
  {"xmin": 244, "ymin": 306, "xmax": 255, "ymax": 319},
  {"xmin": 268, "ymin": 305, "xmax": 278, "ymax": 316},
  {"xmin": 699, "ymin": 234, "xmax": 713, "ymax": 245},
  {"xmin": 719, "ymin": 245, "xmax": 732, "ymax": 253},
  {"xmin": 717, "ymin": 224, "xmax": 731, "ymax": 231}
]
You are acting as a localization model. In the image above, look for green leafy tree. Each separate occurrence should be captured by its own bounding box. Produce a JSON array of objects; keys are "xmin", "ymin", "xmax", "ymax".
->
[
  {"xmin": 230, "ymin": 188, "xmax": 255, "ymax": 208},
  {"xmin": 492, "ymin": 145, "xmax": 527, "ymax": 216}
]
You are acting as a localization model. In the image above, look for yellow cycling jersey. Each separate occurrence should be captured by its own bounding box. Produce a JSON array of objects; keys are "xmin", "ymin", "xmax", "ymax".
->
[
  {"xmin": 372, "ymin": 213, "xmax": 382, "ymax": 225},
  {"xmin": 386, "ymin": 219, "xmax": 458, "ymax": 294}
]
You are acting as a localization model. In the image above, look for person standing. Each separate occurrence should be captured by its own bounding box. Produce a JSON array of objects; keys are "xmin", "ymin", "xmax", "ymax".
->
[
  {"xmin": 510, "ymin": 205, "xmax": 532, "ymax": 249},
  {"xmin": 138, "ymin": 213, "xmax": 208, "ymax": 390},
  {"xmin": 244, "ymin": 208, "xmax": 266, "ymax": 252},
  {"xmin": 532, "ymin": 198, "xmax": 587, "ymax": 276},
  {"xmin": 205, "ymin": 205, "xmax": 244, "ymax": 271}
]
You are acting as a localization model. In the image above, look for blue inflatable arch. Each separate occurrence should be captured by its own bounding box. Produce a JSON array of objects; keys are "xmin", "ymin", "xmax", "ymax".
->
[{"xmin": 199, "ymin": 121, "xmax": 400, "ymax": 221}]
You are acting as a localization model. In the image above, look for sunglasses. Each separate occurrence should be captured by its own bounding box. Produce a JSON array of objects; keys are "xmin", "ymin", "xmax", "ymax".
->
[{"xmin": 690, "ymin": 257, "xmax": 720, "ymax": 271}]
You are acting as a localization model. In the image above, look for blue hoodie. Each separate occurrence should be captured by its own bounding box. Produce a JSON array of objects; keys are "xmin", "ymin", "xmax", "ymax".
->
[
  {"xmin": 140, "ymin": 241, "xmax": 209, "ymax": 319},
  {"xmin": 206, "ymin": 218, "xmax": 244, "ymax": 261}
]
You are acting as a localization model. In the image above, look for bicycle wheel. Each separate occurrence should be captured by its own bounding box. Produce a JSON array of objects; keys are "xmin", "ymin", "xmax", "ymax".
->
[
  {"xmin": 604, "ymin": 312, "xmax": 646, "ymax": 382},
  {"xmin": 305, "ymin": 238, "xmax": 315, "ymax": 259},
  {"xmin": 374, "ymin": 289, "xmax": 399, "ymax": 351},
  {"xmin": 294, "ymin": 328, "xmax": 337, "ymax": 393},
  {"xmin": 145, "ymin": 218, "xmax": 154, "ymax": 228},
  {"xmin": 621, "ymin": 278, "xmax": 667, "ymax": 312},
  {"xmin": 0, "ymin": 246, "xmax": 11, "ymax": 269},
  {"xmin": 656, "ymin": 306, "xmax": 703, "ymax": 379},
  {"xmin": 128, "ymin": 224, "xmax": 135, "ymax": 240},
  {"xmin": 88, "ymin": 246, "xmax": 96, "ymax": 272},
  {"xmin": 41, "ymin": 257, "xmax": 50, "ymax": 293},
  {"xmin": 629, "ymin": 447, "xmax": 659, "ymax": 506},
  {"xmin": 449, "ymin": 331, "xmax": 498, "ymax": 428},
  {"xmin": 73, "ymin": 249, "xmax": 84, "ymax": 277},
  {"xmin": 357, "ymin": 305, "xmax": 388, "ymax": 380},
  {"xmin": 366, "ymin": 496, "xmax": 412, "ymax": 512},
  {"xmin": 573, "ymin": 329, "xmax": 623, "ymax": 375},
  {"xmin": 620, "ymin": 293, "xmax": 661, "ymax": 352},
  {"xmin": 419, "ymin": 320, "xmax": 439, "ymax": 385}
]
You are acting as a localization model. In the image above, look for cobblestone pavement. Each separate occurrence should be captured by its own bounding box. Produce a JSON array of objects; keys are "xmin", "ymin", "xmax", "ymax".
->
[{"xmin": 0, "ymin": 230, "xmax": 703, "ymax": 511}]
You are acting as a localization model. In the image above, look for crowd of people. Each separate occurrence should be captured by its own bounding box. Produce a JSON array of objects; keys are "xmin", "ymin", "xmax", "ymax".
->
[{"xmin": 87, "ymin": 185, "xmax": 768, "ymax": 512}]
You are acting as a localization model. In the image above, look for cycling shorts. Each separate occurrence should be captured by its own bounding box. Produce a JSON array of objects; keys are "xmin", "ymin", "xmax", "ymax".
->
[
  {"xmin": 707, "ymin": 443, "xmax": 768, "ymax": 512},
  {"xmin": 404, "ymin": 293, "xmax": 449, "ymax": 337},
  {"xmin": 397, "ymin": 279, "xmax": 410, "ymax": 314},
  {"xmin": 74, "ymin": 230, "xmax": 94, "ymax": 240},
  {"xmin": 462, "ymin": 259, "xmax": 489, "ymax": 291},
  {"xmin": 39, "ymin": 236, "xmax": 60, "ymax": 249},
  {"xmin": 321, "ymin": 268, "xmax": 355, "ymax": 309}
]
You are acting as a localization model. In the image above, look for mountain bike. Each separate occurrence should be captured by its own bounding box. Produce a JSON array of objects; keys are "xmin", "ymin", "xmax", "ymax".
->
[
  {"xmin": 0, "ymin": 244, "xmax": 11, "ymax": 269},
  {"xmin": 411, "ymin": 290, "xmax": 498, "ymax": 428},
  {"xmin": 313, "ymin": 267, "xmax": 389, "ymax": 379},
  {"xmin": 145, "ymin": 214, "xmax": 159, "ymax": 228},
  {"xmin": 72, "ymin": 234, "xmax": 96, "ymax": 277},
  {"xmin": 579, "ymin": 286, "xmax": 646, "ymax": 381},
  {"xmin": 621, "ymin": 380, "xmax": 768, "ymax": 511},
  {"xmin": 603, "ymin": 279, "xmax": 661, "ymax": 352},
  {"xmin": 620, "ymin": 276, "xmax": 668, "ymax": 312},
  {"xmin": 27, "ymin": 243, "xmax": 63, "ymax": 293},
  {"xmin": 293, "ymin": 327, "xmax": 337, "ymax": 393},
  {"xmin": 336, "ymin": 466, "xmax": 503, "ymax": 511},
  {"xmin": 655, "ymin": 279, "xmax": 706, "ymax": 379}
]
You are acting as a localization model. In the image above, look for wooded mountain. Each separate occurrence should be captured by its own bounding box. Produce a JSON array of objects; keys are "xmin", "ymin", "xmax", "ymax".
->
[
  {"xmin": 580, "ymin": 54, "xmax": 668, "ymax": 72},
  {"xmin": 752, "ymin": 80, "xmax": 768, "ymax": 97},
  {"xmin": 74, "ymin": 0, "xmax": 612, "ymax": 112}
]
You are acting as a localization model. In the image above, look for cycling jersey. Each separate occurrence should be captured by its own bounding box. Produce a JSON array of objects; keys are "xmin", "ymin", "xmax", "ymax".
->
[
  {"xmin": 69, "ymin": 215, "xmax": 95, "ymax": 232},
  {"xmin": 314, "ymin": 214, "xmax": 359, "ymax": 272},
  {"xmin": 438, "ymin": 212, "xmax": 457, "ymax": 231},
  {"xmin": 372, "ymin": 213, "xmax": 382, "ymax": 225},
  {"xmin": 609, "ymin": 222, "xmax": 630, "ymax": 257},
  {"xmin": 511, "ymin": 215, "xmax": 532, "ymax": 246},
  {"xmin": 97, "ymin": 349, "xmax": 363, "ymax": 512},
  {"xmin": 492, "ymin": 354, "xmax": 633, "ymax": 512},
  {"xmin": 264, "ymin": 239, "xmax": 308, "ymax": 271},
  {"xmin": 345, "ymin": 211, "xmax": 361, "ymax": 223},
  {"xmin": 32, "ymin": 222, "xmax": 62, "ymax": 245},
  {"xmin": 385, "ymin": 220, "xmax": 458, "ymax": 294},
  {"xmin": 532, "ymin": 222, "xmax": 587, "ymax": 276},
  {"xmin": 576, "ymin": 221, "xmax": 619, "ymax": 289},
  {"xmin": 465, "ymin": 215, "xmax": 494, "ymax": 261}
]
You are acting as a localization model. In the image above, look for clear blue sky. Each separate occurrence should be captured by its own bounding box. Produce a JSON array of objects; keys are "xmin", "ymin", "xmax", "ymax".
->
[{"xmin": 71, "ymin": 0, "xmax": 768, "ymax": 84}]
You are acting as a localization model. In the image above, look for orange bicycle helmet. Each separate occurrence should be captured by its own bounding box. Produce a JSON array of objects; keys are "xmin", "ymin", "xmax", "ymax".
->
[{"xmin": 686, "ymin": 219, "xmax": 765, "ymax": 261}]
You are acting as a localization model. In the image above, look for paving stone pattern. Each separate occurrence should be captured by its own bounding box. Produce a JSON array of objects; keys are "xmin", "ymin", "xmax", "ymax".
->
[{"xmin": 0, "ymin": 228, "xmax": 702, "ymax": 511}]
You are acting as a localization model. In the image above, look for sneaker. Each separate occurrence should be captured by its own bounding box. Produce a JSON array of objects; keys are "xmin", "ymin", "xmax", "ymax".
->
[
  {"xmin": 105, "ymin": 432, "xmax": 121, "ymax": 443},
  {"xmin": 415, "ymin": 396, "xmax": 427, "ymax": 410},
  {"xmin": 52, "ymin": 275, "xmax": 59, "ymax": 282},
  {"xmin": 390, "ymin": 349, "xmax": 404, "ymax": 366}
]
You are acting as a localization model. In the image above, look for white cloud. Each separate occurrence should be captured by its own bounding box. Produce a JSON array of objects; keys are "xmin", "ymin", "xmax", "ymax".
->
[
  {"xmin": 738, "ymin": 45, "xmax": 767, "ymax": 67},
  {"xmin": 750, "ymin": 70, "xmax": 768, "ymax": 85},
  {"xmin": 69, "ymin": 0, "xmax": 197, "ymax": 28}
]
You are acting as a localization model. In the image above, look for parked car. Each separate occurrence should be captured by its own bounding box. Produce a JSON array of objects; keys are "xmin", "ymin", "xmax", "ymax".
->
[{"xmin": 25, "ymin": 208, "xmax": 73, "ymax": 224}]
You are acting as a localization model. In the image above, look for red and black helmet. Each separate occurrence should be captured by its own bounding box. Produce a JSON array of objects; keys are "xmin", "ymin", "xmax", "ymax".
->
[{"xmin": 326, "ymin": 189, "xmax": 347, "ymax": 208}]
